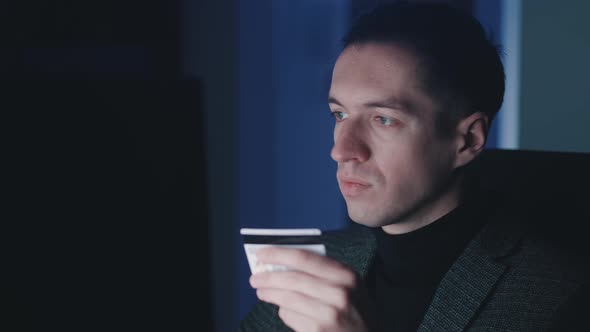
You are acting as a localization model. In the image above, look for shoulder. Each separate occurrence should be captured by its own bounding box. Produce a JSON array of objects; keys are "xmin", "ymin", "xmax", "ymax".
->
[
  {"xmin": 515, "ymin": 233, "xmax": 588, "ymax": 277},
  {"xmin": 321, "ymin": 226, "xmax": 377, "ymax": 276},
  {"xmin": 483, "ymin": 199, "xmax": 588, "ymax": 287},
  {"xmin": 492, "ymin": 199, "xmax": 589, "ymax": 284},
  {"xmin": 500, "ymin": 231, "xmax": 589, "ymax": 304},
  {"xmin": 548, "ymin": 280, "xmax": 590, "ymax": 331},
  {"xmin": 465, "ymin": 200, "xmax": 588, "ymax": 330},
  {"xmin": 476, "ymin": 184, "xmax": 589, "ymax": 276},
  {"xmin": 479, "ymin": 192, "xmax": 588, "ymax": 281},
  {"xmin": 500, "ymin": 234, "xmax": 589, "ymax": 330}
]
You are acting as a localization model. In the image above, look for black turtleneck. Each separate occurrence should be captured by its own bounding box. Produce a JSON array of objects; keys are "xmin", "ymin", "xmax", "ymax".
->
[{"xmin": 366, "ymin": 197, "xmax": 488, "ymax": 332}]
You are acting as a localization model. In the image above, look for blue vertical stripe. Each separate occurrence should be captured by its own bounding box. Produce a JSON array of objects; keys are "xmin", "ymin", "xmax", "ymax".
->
[{"xmin": 237, "ymin": 0, "xmax": 351, "ymax": 322}]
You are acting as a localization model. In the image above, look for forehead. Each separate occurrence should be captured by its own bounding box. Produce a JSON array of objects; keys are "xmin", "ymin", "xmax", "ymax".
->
[
  {"xmin": 333, "ymin": 43, "xmax": 419, "ymax": 79},
  {"xmin": 330, "ymin": 43, "xmax": 438, "ymax": 117}
]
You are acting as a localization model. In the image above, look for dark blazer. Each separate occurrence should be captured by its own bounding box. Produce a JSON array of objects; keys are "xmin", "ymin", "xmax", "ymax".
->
[{"xmin": 239, "ymin": 201, "xmax": 588, "ymax": 331}]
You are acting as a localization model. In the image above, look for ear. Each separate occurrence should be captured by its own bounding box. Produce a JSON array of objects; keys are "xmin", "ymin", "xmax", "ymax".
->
[{"xmin": 453, "ymin": 112, "xmax": 488, "ymax": 169}]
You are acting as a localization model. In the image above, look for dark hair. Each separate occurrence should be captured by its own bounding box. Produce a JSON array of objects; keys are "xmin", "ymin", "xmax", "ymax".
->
[{"xmin": 343, "ymin": 2, "xmax": 505, "ymax": 132}]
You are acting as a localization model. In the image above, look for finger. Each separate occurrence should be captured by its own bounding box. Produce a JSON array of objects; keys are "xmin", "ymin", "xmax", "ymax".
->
[
  {"xmin": 257, "ymin": 288, "xmax": 339, "ymax": 324},
  {"xmin": 255, "ymin": 247, "xmax": 357, "ymax": 287},
  {"xmin": 277, "ymin": 307, "xmax": 320, "ymax": 332},
  {"xmin": 251, "ymin": 271, "xmax": 351, "ymax": 308}
]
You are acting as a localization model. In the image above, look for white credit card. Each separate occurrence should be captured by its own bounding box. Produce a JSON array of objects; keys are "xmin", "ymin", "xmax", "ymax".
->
[{"xmin": 240, "ymin": 228, "xmax": 326, "ymax": 274}]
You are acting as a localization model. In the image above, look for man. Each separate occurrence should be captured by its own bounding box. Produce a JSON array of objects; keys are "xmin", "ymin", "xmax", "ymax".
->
[{"xmin": 239, "ymin": 2, "xmax": 587, "ymax": 331}]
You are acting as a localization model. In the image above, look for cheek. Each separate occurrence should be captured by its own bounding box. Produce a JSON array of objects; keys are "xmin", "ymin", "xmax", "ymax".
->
[
  {"xmin": 374, "ymin": 144, "xmax": 425, "ymax": 194},
  {"xmin": 375, "ymin": 135, "xmax": 451, "ymax": 192}
]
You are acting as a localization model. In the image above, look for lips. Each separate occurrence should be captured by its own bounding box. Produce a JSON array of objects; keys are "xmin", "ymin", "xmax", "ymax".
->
[{"xmin": 338, "ymin": 176, "xmax": 371, "ymax": 197}]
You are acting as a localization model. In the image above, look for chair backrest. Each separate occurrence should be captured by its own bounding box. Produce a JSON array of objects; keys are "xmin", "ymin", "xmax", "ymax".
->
[{"xmin": 466, "ymin": 148, "xmax": 590, "ymax": 256}]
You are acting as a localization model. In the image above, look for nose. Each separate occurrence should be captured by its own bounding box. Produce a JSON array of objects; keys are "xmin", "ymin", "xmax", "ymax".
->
[{"xmin": 330, "ymin": 123, "xmax": 370, "ymax": 163}]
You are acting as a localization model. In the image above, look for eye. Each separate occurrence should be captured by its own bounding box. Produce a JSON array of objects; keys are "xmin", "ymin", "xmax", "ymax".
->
[
  {"xmin": 374, "ymin": 115, "xmax": 397, "ymax": 127},
  {"xmin": 331, "ymin": 111, "xmax": 349, "ymax": 122}
]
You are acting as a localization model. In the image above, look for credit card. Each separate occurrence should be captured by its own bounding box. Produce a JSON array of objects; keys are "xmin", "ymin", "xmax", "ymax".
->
[{"xmin": 240, "ymin": 228, "xmax": 326, "ymax": 274}]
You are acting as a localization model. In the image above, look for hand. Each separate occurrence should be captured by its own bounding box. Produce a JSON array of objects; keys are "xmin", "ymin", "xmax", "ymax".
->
[{"xmin": 249, "ymin": 247, "xmax": 372, "ymax": 332}]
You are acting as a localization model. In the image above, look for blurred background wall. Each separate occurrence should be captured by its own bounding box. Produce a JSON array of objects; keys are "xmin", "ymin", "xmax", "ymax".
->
[
  {"xmin": 2, "ymin": 0, "xmax": 589, "ymax": 331},
  {"xmin": 518, "ymin": 0, "xmax": 590, "ymax": 153}
]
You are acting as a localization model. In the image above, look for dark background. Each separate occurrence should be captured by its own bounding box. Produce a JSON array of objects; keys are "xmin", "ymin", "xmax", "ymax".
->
[{"xmin": 2, "ymin": 1, "xmax": 211, "ymax": 331}]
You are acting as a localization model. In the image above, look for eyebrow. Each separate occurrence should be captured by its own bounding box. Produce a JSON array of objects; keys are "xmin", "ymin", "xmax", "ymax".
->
[{"xmin": 328, "ymin": 96, "xmax": 415, "ymax": 115}]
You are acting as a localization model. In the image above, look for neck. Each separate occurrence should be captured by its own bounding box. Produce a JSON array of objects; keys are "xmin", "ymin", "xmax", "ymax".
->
[{"xmin": 381, "ymin": 177, "xmax": 464, "ymax": 235}]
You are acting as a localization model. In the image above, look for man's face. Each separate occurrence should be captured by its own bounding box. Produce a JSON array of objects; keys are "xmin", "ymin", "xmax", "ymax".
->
[{"xmin": 329, "ymin": 43, "xmax": 459, "ymax": 230}]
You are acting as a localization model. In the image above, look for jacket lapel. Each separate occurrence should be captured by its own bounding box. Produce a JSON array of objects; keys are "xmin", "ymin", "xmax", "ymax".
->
[
  {"xmin": 417, "ymin": 237, "xmax": 507, "ymax": 332},
  {"xmin": 418, "ymin": 204, "xmax": 525, "ymax": 332}
]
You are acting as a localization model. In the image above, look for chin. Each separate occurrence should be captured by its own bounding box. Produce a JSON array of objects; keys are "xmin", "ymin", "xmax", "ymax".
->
[
  {"xmin": 346, "ymin": 199, "xmax": 413, "ymax": 229},
  {"xmin": 346, "ymin": 204, "xmax": 390, "ymax": 228}
]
